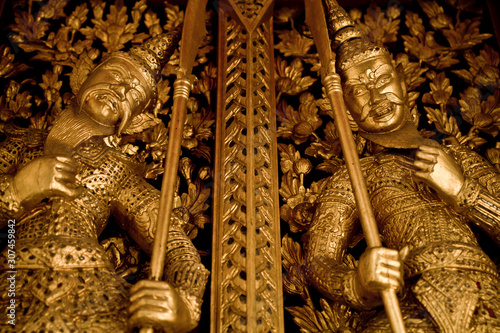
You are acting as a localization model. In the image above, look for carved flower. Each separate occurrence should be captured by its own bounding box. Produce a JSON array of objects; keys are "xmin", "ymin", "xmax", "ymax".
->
[
  {"xmin": 277, "ymin": 94, "xmax": 322, "ymax": 145},
  {"xmin": 274, "ymin": 6, "xmax": 302, "ymax": 24},
  {"xmin": 283, "ymin": 265, "xmax": 307, "ymax": 296},
  {"xmin": 66, "ymin": 3, "xmax": 89, "ymax": 31},
  {"xmin": 452, "ymin": 45, "xmax": 500, "ymax": 88},
  {"xmin": 90, "ymin": 0, "xmax": 147, "ymax": 53},
  {"xmin": 0, "ymin": 81, "xmax": 33, "ymax": 122},
  {"xmin": 0, "ymin": 45, "xmax": 30, "ymax": 78},
  {"xmin": 275, "ymin": 28, "xmax": 315, "ymax": 57},
  {"xmin": 293, "ymin": 158, "xmax": 312, "ymax": 176},
  {"xmin": 39, "ymin": 65, "xmax": 63, "ymax": 109},
  {"xmin": 354, "ymin": 3, "xmax": 400, "ymax": 46},
  {"xmin": 37, "ymin": 0, "xmax": 68, "ymax": 21},
  {"xmin": 486, "ymin": 143, "xmax": 500, "ymax": 171},
  {"xmin": 163, "ymin": 4, "xmax": 184, "ymax": 31},
  {"xmin": 275, "ymin": 57, "xmax": 316, "ymax": 100},
  {"xmin": 420, "ymin": 1, "xmax": 452, "ymax": 30},
  {"xmin": 459, "ymin": 87, "xmax": 500, "ymax": 136},
  {"xmin": 144, "ymin": 10, "xmax": 162, "ymax": 37},
  {"xmin": 422, "ymin": 71, "xmax": 453, "ymax": 106}
]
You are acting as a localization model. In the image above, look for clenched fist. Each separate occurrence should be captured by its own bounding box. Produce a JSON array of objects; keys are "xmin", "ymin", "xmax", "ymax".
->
[
  {"xmin": 129, "ymin": 279, "xmax": 193, "ymax": 333},
  {"xmin": 13, "ymin": 155, "xmax": 83, "ymax": 209}
]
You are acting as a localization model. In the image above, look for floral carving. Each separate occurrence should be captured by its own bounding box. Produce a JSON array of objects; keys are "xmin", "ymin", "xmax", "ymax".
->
[{"xmin": 275, "ymin": 57, "xmax": 317, "ymax": 100}]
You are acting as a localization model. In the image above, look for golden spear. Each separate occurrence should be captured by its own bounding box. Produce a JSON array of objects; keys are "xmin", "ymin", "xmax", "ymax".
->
[
  {"xmin": 304, "ymin": 0, "xmax": 406, "ymax": 332},
  {"xmin": 140, "ymin": 0, "xmax": 208, "ymax": 331}
]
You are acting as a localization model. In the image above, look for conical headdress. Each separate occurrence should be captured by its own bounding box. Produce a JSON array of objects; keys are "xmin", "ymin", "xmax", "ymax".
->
[
  {"xmin": 96, "ymin": 28, "xmax": 182, "ymax": 113},
  {"xmin": 324, "ymin": 0, "xmax": 390, "ymax": 73}
]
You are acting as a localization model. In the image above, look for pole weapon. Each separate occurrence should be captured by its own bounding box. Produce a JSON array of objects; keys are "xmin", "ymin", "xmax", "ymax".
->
[
  {"xmin": 140, "ymin": 0, "xmax": 208, "ymax": 331},
  {"xmin": 303, "ymin": 0, "xmax": 406, "ymax": 332}
]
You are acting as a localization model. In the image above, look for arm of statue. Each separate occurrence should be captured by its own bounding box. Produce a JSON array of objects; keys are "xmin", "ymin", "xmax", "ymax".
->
[
  {"xmin": 304, "ymin": 180, "xmax": 403, "ymax": 310},
  {"xmin": 113, "ymin": 171, "xmax": 208, "ymax": 332},
  {"xmin": 1, "ymin": 155, "xmax": 82, "ymax": 223},
  {"xmin": 414, "ymin": 144, "xmax": 500, "ymax": 244},
  {"xmin": 0, "ymin": 134, "xmax": 40, "ymax": 221}
]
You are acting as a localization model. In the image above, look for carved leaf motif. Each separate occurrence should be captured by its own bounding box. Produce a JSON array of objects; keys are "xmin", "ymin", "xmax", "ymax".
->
[
  {"xmin": 66, "ymin": 3, "xmax": 89, "ymax": 31},
  {"xmin": 395, "ymin": 53, "xmax": 428, "ymax": 91},
  {"xmin": 459, "ymin": 87, "xmax": 500, "ymax": 137},
  {"xmin": 425, "ymin": 105, "xmax": 460, "ymax": 137},
  {"xmin": 278, "ymin": 143, "xmax": 301, "ymax": 175},
  {"xmin": 69, "ymin": 50, "xmax": 99, "ymax": 94},
  {"xmin": 163, "ymin": 4, "xmax": 184, "ymax": 31},
  {"xmin": 10, "ymin": 10, "xmax": 50, "ymax": 44},
  {"xmin": 275, "ymin": 57, "xmax": 317, "ymax": 99},
  {"xmin": 422, "ymin": 71, "xmax": 453, "ymax": 106},
  {"xmin": 405, "ymin": 11, "xmax": 426, "ymax": 39},
  {"xmin": 275, "ymin": 28, "xmax": 315, "ymax": 57},
  {"xmin": 156, "ymin": 79, "xmax": 171, "ymax": 108},
  {"xmin": 277, "ymin": 96, "xmax": 322, "ymax": 145},
  {"xmin": 180, "ymin": 177, "xmax": 211, "ymax": 239},
  {"xmin": 183, "ymin": 107, "xmax": 215, "ymax": 160},
  {"xmin": 420, "ymin": 1, "xmax": 452, "ymax": 30},
  {"xmin": 274, "ymin": 6, "xmax": 302, "ymax": 24},
  {"xmin": 452, "ymin": 45, "xmax": 500, "ymax": 87},
  {"xmin": 144, "ymin": 10, "xmax": 162, "ymax": 36},
  {"xmin": 442, "ymin": 18, "xmax": 492, "ymax": 50},
  {"xmin": 91, "ymin": 0, "xmax": 146, "ymax": 53},
  {"xmin": 305, "ymin": 122, "xmax": 342, "ymax": 161},
  {"xmin": 39, "ymin": 65, "xmax": 63, "ymax": 110},
  {"xmin": 38, "ymin": 0, "xmax": 69, "ymax": 21},
  {"xmin": 444, "ymin": 0, "xmax": 480, "ymax": 12},
  {"xmin": 486, "ymin": 145, "xmax": 500, "ymax": 171},
  {"xmin": 282, "ymin": 234, "xmax": 304, "ymax": 270},
  {"xmin": 353, "ymin": 3, "xmax": 400, "ymax": 46},
  {"xmin": 0, "ymin": 45, "xmax": 30, "ymax": 78},
  {"xmin": 1, "ymin": 81, "xmax": 33, "ymax": 122}
]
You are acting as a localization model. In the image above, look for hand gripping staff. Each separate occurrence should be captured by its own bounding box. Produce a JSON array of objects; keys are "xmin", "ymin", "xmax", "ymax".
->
[
  {"xmin": 139, "ymin": 0, "xmax": 208, "ymax": 331},
  {"xmin": 303, "ymin": 0, "xmax": 406, "ymax": 332}
]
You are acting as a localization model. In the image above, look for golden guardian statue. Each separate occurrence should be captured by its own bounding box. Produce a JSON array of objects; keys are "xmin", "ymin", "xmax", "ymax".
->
[
  {"xmin": 302, "ymin": 1, "xmax": 500, "ymax": 332},
  {"xmin": 0, "ymin": 30, "xmax": 209, "ymax": 332}
]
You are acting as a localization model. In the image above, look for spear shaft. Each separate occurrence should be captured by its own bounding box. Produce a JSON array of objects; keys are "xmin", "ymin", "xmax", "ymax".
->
[
  {"xmin": 139, "ymin": 0, "xmax": 208, "ymax": 331},
  {"xmin": 304, "ymin": 0, "xmax": 406, "ymax": 332}
]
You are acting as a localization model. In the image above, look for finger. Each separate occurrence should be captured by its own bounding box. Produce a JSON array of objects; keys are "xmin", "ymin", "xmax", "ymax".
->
[
  {"xmin": 129, "ymin": 286, "xmax": 174, "ymax": 304},
  {"xmin": 49, "ymin": 182, "xmax": 84, "ymax": 199},
  {"xmin": 129, "ymin": 297, "xmax": 173, "ymax": 315},
  {"xmin": 129, "ymin": 280, "xmax": 172, "ymax": 297},
  {"xmin": 380, "ymin": 258, "xmax": 402, "ymax": 270},
  {"xmin": 54, "ymin": 160, "xmax": 78, "ymax": 173},
  {"xmin": 128, "ymin": 309, "xmax": 171, "ymax": 330},
  {"xmin": 55, "ymin": 170, "xmax": 77, "ymax": 183},
  {"xmin": 415, "ymin": 150, "xmax": 438, "ymax": 163},
  {"xmin": 418, "ymin": 145, "xmax": 440, "ymax": 154},
  {"xmin": 399, "ymin": 246, "xmax": 410, "ymax": 261},
  {"xmin": 413, "ymin": 160, "xmax": 435, "ymax": 173},
  {"xmin": 375, "ymin": 270, "xmax": 403, "ymax": 291},
  {"xmin": 55, "ymin": 155, "xmax": 78, "ymax": 167}
]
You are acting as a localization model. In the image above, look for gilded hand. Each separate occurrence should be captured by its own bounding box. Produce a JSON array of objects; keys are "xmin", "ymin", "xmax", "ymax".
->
[
  {"xmin": 356, "ymin": 247, "xmax": 404, "ymax": 296},
  {"xmin": 128, "ymin": 279, "xmax": 193, "ymax": 333},
  {"xmin": 13, "ymin": 155, "xmax": 83, "ymax": 209},
  {"xmin": 413, "ymin": 145, "xmax": 464, "ymax": 203}
]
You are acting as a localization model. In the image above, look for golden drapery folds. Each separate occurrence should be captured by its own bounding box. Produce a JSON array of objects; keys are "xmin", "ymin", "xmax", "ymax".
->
[{"xmin": 0, "ymin": 0, "xmax": 499, "ymax": 332}]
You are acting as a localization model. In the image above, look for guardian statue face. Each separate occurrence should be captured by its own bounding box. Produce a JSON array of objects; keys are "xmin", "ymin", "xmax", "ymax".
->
[
  {"xmin": 77, "ymin": 56, "xmax": 154, "ymax": 130},
  {"xmin": 341, "ymin": 55, "xmax": 406, "ymax": 134}
]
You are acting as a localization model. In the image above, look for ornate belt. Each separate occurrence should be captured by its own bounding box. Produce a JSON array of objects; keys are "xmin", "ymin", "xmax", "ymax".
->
[
  {"xmin": 0, "ymin": 236, "xmax": 115, "ymax": 270},
  {"xmin": 404, "ymin": 242, "xmax": 498, "ymax": 279}
]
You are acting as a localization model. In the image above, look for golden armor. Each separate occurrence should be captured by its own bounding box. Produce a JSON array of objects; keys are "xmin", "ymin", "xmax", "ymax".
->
[
  {"xmin": 0, "ymin": 29, "xmax": 209, "ymax": 332},
  {"xmin": 301, "ymin": 1, "xmax": 500, "ymax": 331},
  {"xmin": 0, "ymin": 0, "xmax": 499, "ymax": 332}
]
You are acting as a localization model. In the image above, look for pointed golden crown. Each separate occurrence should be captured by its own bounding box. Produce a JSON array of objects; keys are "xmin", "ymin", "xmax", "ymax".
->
[
  {"xmin": 324, "ymin": 0, "xmax": 389, "ymax": 72},
  {"xmin": 100, "ymin": 28, "xmax": 182, "ymax": 110}
]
